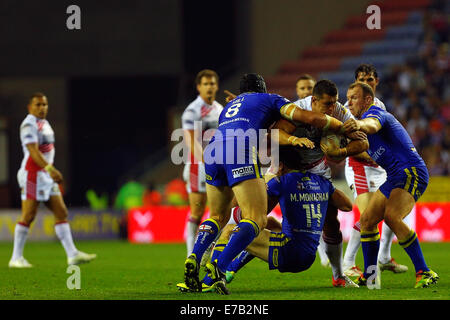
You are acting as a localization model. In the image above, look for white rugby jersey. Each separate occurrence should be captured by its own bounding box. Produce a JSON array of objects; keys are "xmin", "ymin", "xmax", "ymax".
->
[
  {"xmin": 291, "ymin": 96, "xmax": 354, "ymax": 166},
  {"xmin": 19, "ymin": 114, "xmax": 55, "ymax": 172},
  {"xmin": 181, "ymin": 95, "xmax": 223, "ymax": 146}
]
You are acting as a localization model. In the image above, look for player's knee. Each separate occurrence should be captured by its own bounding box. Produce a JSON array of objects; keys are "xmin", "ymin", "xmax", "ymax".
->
[
  {"xmin": 384, "ymin": 211, "xmax": 402, "ymax": 228},
  {"xmin": 220, "ymin": 224, "xmax": 235, "ymax": 240}
]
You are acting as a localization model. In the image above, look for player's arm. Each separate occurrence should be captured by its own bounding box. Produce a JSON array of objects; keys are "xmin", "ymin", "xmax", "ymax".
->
[
  {"xmin": 270, "ymin": 118, "xmax": 314, "ymax": 149},
  {"xmin": 183, "ymin": 129, "xmax": 204, "ymax": 163},
  {"xmin": 330, "ymin": 188, "xmax": 352, "ymax": 212},
  {"xmin": 321, "ymin": 133, "xmax": 369, "ymax": 160},
  {"xmin": 343, "ymin": 117, "xmax": 381, "ymax": 135},
  {"xmin": 26, "ymin": 143, "xmax": 63, "ymax": 183},
  {"xmin": 280, "ymin": 103, "xmax": 346, "ymax": 134}
]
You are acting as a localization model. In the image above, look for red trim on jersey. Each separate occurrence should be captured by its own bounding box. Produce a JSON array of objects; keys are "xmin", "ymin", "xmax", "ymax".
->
[
  {"xmin": 55, "ymin": 220, "xmax": 68, "ymax": 225},
  {"xmin": 26, "ymin": 170, "xmax": 37, "ymax": 200},
  {"xmin": 39, "ymin": 143, "xmax": 54, "ymax": 153},
  {"xmin": 190, "ymin": 163, "xmax": 199, "ymax": 193},
  {"xmin": 349, "ymin": 162, "xmax": 369, "ymax": 195}
]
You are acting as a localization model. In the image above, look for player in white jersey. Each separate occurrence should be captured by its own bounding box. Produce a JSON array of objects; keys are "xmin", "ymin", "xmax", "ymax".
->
[
  {"xmin": 268, "ymin": 80, "xmax": 369, "ymax": 287},
  {"xmin": 9, "ymin": 93, "xmax": 96, "ymax": 268},
  {"xmin": 342, "ymin": 64, "xmax": 408, "ymax": 277},
  {"xmin": 181, "ymin": 69, "xmax": 224, "ymax": 257}
]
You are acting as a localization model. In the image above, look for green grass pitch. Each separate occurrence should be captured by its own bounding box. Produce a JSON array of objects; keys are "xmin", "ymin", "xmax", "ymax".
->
[{"xmin": 0, "ymin": 240, "xmax": 448, "ymax": 300}]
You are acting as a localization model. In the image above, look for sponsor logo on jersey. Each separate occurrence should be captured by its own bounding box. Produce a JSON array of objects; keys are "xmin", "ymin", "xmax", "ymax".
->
[
  {"xmin": 368, "ymin": 146, "xmax": 385, "ymax": 162},
  {"xmin": 232, "ymin": 166, "xmax": 254, "ymax": 178},
  {"xmin": 206, "ymin": 174, "xmax": 212, "ymax": 181}
]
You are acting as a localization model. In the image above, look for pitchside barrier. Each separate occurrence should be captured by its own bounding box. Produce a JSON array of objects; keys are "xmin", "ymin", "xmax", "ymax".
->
[{"xmin": 0, "ymin": 208, "xmax": 122, "ymax": 241}]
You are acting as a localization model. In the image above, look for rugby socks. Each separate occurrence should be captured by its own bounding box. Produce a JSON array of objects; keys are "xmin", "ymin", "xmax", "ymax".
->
[
  {"xmin": 191, "ymin": 218, "xmax": 220, "ymax": 264},
  {"xmin": 378, "ymin": 222, "xmax": 395, "ymax": 264},
  {"xmin": 11, "ymin": 223, "xmax": 30, "ymax": 261},
  {"xmin": 399, "ymin": 230, "xmax": 429, "ymax": 273},
  {"xmin": 360, "ymin": 229, "xmax": 380, "ymax": 278},
  {"xmin": 54, "ymin": 222, "xmax": 78, "ymax": 258},
  {"xmin": 227, "ymin": 250, "xmax": 255, "ymax": 273},
  {"xmin": 317, "ymin": 236, "xmax": 329, "ymax": 266},
  {"xmin": 216, "ymin": 219, "xmax": 259, "ymax": 273},
  {"xmin": 343, "ymin": 221, "xmax": 361, "ymax": 268},
  {"xmin": 202, "ymin": 238, "xmax": 228, "ymax": 286},
  {"xmin": 186, "ymin": 216, "xmax": 201, "ymax": 256},
  {"xmin": 323, "ymin": 232, "xmax": 344, "ymax": 279}
]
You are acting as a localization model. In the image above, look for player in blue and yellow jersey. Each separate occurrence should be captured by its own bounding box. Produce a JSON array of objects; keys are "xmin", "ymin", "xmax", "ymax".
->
[
  {"xmin": 343, "ymin": 82, "xmax": 439, "ymax": 288},
  {"xmin": 182, "ymin": 73, "xmax": 355, "ymax": 294}
]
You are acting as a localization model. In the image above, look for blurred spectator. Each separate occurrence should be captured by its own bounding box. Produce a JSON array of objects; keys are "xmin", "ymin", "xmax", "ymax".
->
[
  {"xmin": 86, "ymin": 189, "xmax": 109, "ymax": 210},
  {"xmin": 143, "ymin": 182, "xmax": 162, "ymax": 206},
  {"xmin": 164, "ymin": 178, "xmax": 188, "ymax": 206},
  {"xmin": 114, "ymin": 179, "xmax": 146, "ymax": 212}
]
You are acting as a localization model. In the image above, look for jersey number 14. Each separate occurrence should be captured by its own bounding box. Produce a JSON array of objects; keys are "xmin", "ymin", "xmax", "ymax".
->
[{"xmin": 302, "ymin": 204, "xmax": 322, "ymax": 228}]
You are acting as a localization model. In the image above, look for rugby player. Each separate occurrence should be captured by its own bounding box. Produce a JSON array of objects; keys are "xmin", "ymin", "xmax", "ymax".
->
[
  {"xmin": 343, "ymin": 82, "xmax": 439, "ymax": 288},
  {"xmin": 182, "ymin": 73, "xmax": 354, "ymax": 293},
  {"xmin": 181, "ymin": 69, "xmax": 223, "ymax": 257},
  {"xmin": 9, "ymin": 93, "xmax": 96, "ymax": 268}
]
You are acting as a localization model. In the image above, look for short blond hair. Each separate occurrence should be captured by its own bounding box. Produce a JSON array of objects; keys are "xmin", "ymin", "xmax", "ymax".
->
[{"xmin": 348, "ymin": 82, "xmax": 374, "ymax": 99}]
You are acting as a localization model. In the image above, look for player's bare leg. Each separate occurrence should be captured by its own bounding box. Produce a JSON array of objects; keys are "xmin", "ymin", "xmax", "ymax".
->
[
  {"xmin": 9, "ymin": 199, "xmax": 39, "ymax": 268},
  {"xmin": 185, "ymin": 192, "xmax": 207, "ymax": 257},
  {"xmin": 45, "ymin": 195, "xmax": 97, "ymax": 265}
]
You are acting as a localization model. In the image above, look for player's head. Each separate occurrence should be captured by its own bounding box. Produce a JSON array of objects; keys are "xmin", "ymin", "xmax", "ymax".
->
[
  {"xmin": 239, "ymin": 73, "xmax": 267, "ymax": 94},
  {"xmin": 311, "ymin": 79, "xmax": 338, "ymax": 115},
  {"xmin": 276, "ymin": 145, "xmax": 303, "ymax": 175},
  {"xmin": 27, "ymin": 92, "xmax": 48, "ymax": 119},
  {"xmin": 354, "ymin": 63, "xmax": 379, "ymax": 94},
  {"xmin": 296, "ymin": 74, "xmax": 316, "ymax": 99},
  {"xmin": 195, "ymin": 69, "xmax": 219, "ymax": 104},
  {"xmin": 346, "ymin": 82, "xmax": 375, "ymax": 118}
]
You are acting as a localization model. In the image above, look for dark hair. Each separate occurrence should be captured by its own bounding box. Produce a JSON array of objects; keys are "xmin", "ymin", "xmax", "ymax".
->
[
  {"xmin": 28, "ymin": 92, "xmax": 46, "ymax": 104},
  {"xmin": 354, "ymin": 63, "xmax": 378, "ymax": 80},
  {"xmin": 239, "ymin": 73, "xmax": 267, "ymax": 94},
  {"xmin": 312, "ymin": 79, "xmax": 338, "ymax": 99},
  {"xmin": 348, "ymin": 82, "xmax": 375, "ymax": 100},
  {"xmin": 278, "ymin": 146, "xmax": 303, "ymax": 170},
  {"xmin": 296, "ymin": 74, "xmax": 315, "ymax": 83},
  {"xmin": 195, "ymin": 69, "xmax": 219, "ymax": 85}
]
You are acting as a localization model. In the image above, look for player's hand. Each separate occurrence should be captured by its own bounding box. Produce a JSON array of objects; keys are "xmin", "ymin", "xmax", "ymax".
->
[
  {"xmin": 224, "ymin": 90, "xmax": 237, "ymax": 103},
  {"xmin": 320, "ymin": 142, "xmax": 345, "ymax": 158},
  {"xmin": 346, "ymin": 130, "xmax": 367, "ymax": 141},
  {"xmin": 49, "ymin": 167, "xmax": 63, "ymax": 183},
  {"xmin": 289, "ymin": 136, "xmax": 315, "ymax": 149},
  {"xmin": 343, "ymin": 119, "xmax": 360, "ymax": 133}
]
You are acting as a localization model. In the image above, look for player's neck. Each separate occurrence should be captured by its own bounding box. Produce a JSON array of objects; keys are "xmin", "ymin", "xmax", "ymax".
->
[{"xmin": 200, "ymin": 95, "xmax": 214, "ymax": 105}]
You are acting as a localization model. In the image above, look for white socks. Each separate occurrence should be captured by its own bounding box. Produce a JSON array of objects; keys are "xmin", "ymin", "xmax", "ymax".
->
[
  {"xmin": 54, "ymin": 222, "xmax": 78, "ymax": 258},
  {"xmin": 378, "ymin": 221, "xmax": 395, "ymax": 264},
  {"xmin": 186, "ymin": 219, "xmax": 200, "ymax": 257},
  {"xmin": 324, "ymin": 241, "xmax": 344, "ymax": 279},
  {"xmin": 317, "ymin": 236, "xmax": 329, "ymax": 265},
  {"xmin": 343, "ymin": 224, "xmax": 361, "ymax": 268},
  {"xmin": 11, "ymin": 223, "xmax": 30, "ymax": 261}
]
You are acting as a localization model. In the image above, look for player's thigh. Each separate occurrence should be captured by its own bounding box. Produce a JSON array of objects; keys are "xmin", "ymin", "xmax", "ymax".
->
[
  {"xmin": 355, "ymin": 191, "xmax": 374, "ymax": 215},
  {"xmin": 44, "ymin": 194, "xmax": 69, "ymax": 222},
  {"xmin": 231, "ymin": 178, "xmax": 268, "ymax": 228},
  {"xmin": 188, "ymin": 192, "xmax": 207, "ymax": 219},
  {"xmin": 245, "ymin": 229, "xmax": 271, "ymax": 262},
  {"xmin": 384, "ymin": 188, "xmax": 415, "ymax": 224},
  {"xmin": 359, "ymin": 190, "xmax": 386, "ymax": 230},
  {"xmin": 205, "ymin": 183, "xmax": 234, "ymax": 227},
  {"xmin": 20, "ymin": 199, "xmax": 40, "ymax": 224},
  {"xmin": 322, "ymin": 203, "xmax": 340, "ymax": 237}
]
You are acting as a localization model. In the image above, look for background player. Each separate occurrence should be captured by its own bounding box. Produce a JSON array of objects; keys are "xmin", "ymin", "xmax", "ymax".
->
[
  {"xmin": 295, "ymin": 74, "xmax": 316, "ymax": 100},
  {"xmin": 343, "ymin": 64, "xmax": 408, "ymax": 277},
  {"xmin": 343, "ymin": 82, "xmax": 439, "ymax": 288},
  {"xmin": 182, "ymin": 73, "xmax": 352, "ymax": 294},
  {"xmin": 9, "ymin": 93, "xmax": 96, "ymax": 268},
  {"xmin": 181, "ymin": 69, "xmax": 223, "ymax": 257}
]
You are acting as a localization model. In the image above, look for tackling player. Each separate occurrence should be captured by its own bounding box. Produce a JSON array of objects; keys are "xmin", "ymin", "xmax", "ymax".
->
[
  {"xmin": 182, "ymin": 73, "xmax": 353, "ymax": 294},
  {"xmin": 9, "ymin": 93, "xmax": 96, "ymax": 268},
  {"xmin": 342, "ymin": 64, "xmax": 408, "ymax": 277},
  {"xmin": 343, "ymin": 82, "xmax": 439, "ymax": 288},
  {"xmin": 181, "ymin": 69, "xmax": 223, "ymax": 257}
]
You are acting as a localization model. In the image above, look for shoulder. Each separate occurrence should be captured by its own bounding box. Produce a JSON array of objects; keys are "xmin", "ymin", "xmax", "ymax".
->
[
  {"xmin": 333, "ymin": 101, "xmax": 354, "ymax": 121},
  {"xmin": 293, "ymin": 96, "xmax": 312, "ymax": 110},
  {"xmin": 213, "ymin": 101, "xmax": 223, "ymax": 111},
  {"xmin": 362, "ymin": 105, "xmax": 385, "ymax": 118},
  {"xmin": 374, "ymin": 97, "xmax": 387, "ymax": 110},
  {"xmin": 20, "ymin": 115, "xmax": 37, "ymax": 129},
  {"xmin": 182, "ymin": 97, "xmax": 201, "ymax": 117}
]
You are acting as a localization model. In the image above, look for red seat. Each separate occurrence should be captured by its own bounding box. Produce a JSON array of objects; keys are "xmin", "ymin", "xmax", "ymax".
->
[
  {"xmin": 302, "ymin": 42, "xmax": 363, "ymax": 59},
  {"xmin": 324, "ymin": 28, "xmax": 386, "ymax": 43},
  {"xmin": 279, "ymin": 58, "xmax": 341, "ymax": 74}
]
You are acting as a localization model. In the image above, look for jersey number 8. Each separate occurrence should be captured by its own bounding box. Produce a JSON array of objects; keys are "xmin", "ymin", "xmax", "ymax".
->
[{"xmin": 225, "ymin": 103, "xmax": 241, "ymax": 118}]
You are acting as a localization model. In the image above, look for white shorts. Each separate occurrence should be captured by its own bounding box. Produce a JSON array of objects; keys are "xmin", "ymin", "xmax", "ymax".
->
[
  {"xmin": 17, "ymin": 169, "xmax": 61, "ymax": 201},
  {"xmin": 183, "ymin": 162, "xmax": 206, "ymax": 193},
  {"xmin": 345, "ymin": 158, "xmax": 387, "ymax": 200}
]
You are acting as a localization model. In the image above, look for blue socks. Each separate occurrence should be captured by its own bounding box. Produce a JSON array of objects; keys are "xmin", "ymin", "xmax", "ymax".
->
[
  {"xmin": 191, "ymin": 218, "xmax": 220, "ymax": 264},
  {"xmin": 399, "ymin": 230, "xmax": 429, "ymax": 273},
  {"xmin": 361, "ymin": 229, "xmax": 380, "ymax": 279}
]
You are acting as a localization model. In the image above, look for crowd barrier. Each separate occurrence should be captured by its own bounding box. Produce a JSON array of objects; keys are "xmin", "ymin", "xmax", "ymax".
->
[{"xmin": 127, "ymin": 202, "xmax": 450, "ymax": 243}]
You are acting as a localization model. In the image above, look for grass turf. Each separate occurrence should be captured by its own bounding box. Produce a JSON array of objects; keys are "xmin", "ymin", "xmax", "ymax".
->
[{"xmin": 0, "ymin": 240, "xmax": 448, "ymax": 300}]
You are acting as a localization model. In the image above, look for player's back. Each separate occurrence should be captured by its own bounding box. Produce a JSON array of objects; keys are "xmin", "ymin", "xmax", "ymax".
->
[
  {"xmin": 215, "ymin": 92, "xmax": 289, "ymax": 137},
  {"xmin": 362, "ymin": 105, "xmax": 426, "ymax": 175},
  {"xmin": 267, "ymin": 171, "xmax": 334, "ymax": 254}
]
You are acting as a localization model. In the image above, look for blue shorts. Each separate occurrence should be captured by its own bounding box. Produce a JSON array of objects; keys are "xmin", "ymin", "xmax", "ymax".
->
[
  {"xmin": 379, "ymin": 165, "xmax": 429, "ymax": 201},
  {"xmin": 268, "ymin": 232, "xmax": 316, "ymax": 273},
  {"xmin": 204, "ymin": 137, "xmax": 263, "ymax": 187}
]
